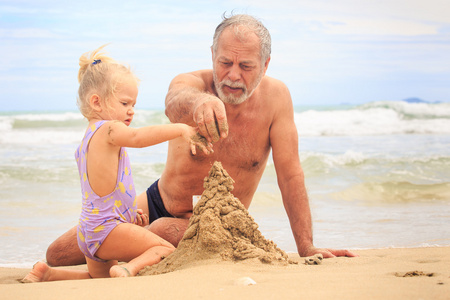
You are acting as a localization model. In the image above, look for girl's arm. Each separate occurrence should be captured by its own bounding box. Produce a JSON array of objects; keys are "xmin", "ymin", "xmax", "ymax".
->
[{"xmin": 105, "ymin": 121, "xmax": 212, "ymax": 155}]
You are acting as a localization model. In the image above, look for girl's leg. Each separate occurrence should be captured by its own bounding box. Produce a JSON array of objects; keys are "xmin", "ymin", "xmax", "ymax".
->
[
  {"xmin": 85, "ymin": 257, "xmax": 117, "ymax": 278},
  {"xmin": 108, "ymin": 245, "xmax": 172, "ymax": 277},
  {"xmin": 95, "ymin": 223, "xmax": 175, "ymax": 277},
  {"xmin": 21, "ymin": 261, "xmax": 92, "ymax": 283},
  {"xmin": 22, "ymin": 257, "xmax": 117, "ymax": 283}
]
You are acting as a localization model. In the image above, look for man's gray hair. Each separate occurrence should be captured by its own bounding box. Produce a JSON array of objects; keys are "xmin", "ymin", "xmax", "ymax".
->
[{"xmin": 212, "ymin": 14, "xmax": 271, "ymax": 63}]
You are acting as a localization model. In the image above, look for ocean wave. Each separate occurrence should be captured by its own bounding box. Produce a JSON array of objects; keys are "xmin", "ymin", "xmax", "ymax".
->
[
  {"xmin": 331, "ymin": 181, "xmax": 450, "ymax": 203},
  {"xmin": 301, "ymin": 150, "xmax": 450, "ymax": 190},
  {"xmin": 302, "ymin": 150, "xmax": 450, "ymax": 169},
  {"xmin": 1, "ymin": 102, "xmax": 449, "ymax": 140},
  {"xmin": 0, "ymin": 111, "xmax": 84, "ymax": 131},
  {"xmin": 130, "ymin": 109, "xmax": 170, "ymax": 127},
  {"xmin": 301, "ymin": 150, "xmax": 367, "ymax": 176},
  {"xmin": 0, "ymin": 109, "xmax": 168, "ymax": 131},
  {"xmin": 0, "ymin": 129, "xmax": 83, "ymax": 145},
  {"xmin": 295, "ymin": 101, "xmax": 450, "ymax": 136},
  {"xmin": 359, "ymin": 101, "xmax": 450, "ymax": 119},
  {"xmin": 0, "ymin": 109, "xmax": 168, "ymax": 145}
]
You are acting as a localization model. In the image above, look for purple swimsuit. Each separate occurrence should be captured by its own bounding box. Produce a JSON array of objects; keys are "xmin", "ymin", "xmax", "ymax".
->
[{"xmin": 75, "ymin": 120, "xmax": 137, "ymax": 262}]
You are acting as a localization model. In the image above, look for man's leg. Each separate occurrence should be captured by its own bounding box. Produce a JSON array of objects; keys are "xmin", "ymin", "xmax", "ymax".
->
[
  {"xmin": 148, "ymin": 218, "xmax": 189, "ymax": 247},
  {"xmin": 46, "ymin": 226, "xmax": 86, "ymax": 266},
  {"xmin": 136, "ymin": 190, "xmax": 189, "ymax": 247}
]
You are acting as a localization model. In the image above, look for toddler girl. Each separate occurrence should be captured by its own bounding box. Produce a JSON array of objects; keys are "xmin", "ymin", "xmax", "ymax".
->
[{"xmin": 22, "ymin": 45, "xmax": 212, "ymax": 282}]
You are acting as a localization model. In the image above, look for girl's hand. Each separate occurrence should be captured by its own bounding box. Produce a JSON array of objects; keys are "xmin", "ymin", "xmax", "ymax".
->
[
  {"xmin": 135, "ymin": 209, "xmax": 149, "ymax": 227},
  {"xmin": 181, "ymin": 125, "xmax": 214, "ymax": 155}
]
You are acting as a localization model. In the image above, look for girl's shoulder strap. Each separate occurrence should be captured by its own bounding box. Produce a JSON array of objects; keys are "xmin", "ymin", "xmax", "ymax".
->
[{"xmin": 82, "ymin": 120, "xmax": 109, "ymax": 147}]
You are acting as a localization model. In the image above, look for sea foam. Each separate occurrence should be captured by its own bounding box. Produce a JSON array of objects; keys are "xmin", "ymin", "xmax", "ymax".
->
[{"xmin": 295, "ymin": 101, "xmax": 450, "ymax": 136}]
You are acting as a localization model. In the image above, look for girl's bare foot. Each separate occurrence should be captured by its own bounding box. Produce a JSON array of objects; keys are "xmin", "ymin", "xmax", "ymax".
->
[
  {"xmin": 21, "ymin": 261, "xmax": 51, "ymax": 283},
  {"xmin": 109, "ymin": 265, "xmax": 132, "ymax": 278}
]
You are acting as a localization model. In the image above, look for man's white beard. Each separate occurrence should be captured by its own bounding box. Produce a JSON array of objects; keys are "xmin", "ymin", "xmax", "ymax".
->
[{"xmin": 213, "ymin": 71, "xmax": 263, "ymax": 105}]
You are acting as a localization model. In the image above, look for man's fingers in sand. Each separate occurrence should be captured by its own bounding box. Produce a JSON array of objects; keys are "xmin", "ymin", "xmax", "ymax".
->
[
  {"xmin": 215, "ymin": 110, "xmax": 228, "ymax": 139},
  {"xmin": 313, "ymin": 249, "xmax": 336, "ymax": 258},
  {"xmin": 318, "ymin": 248, "xmax": 359, "ymax": 258},
  {"xmin": 205, "ymin": 121, "xmax": 220, "ymax": 143},
  {"xmin": 193, "ymin": 96, "xmax": 228, "ymax": 142},
  {"xmin": 206, "ymin": 105, "xmax": 228, "ymax": 141},
  {"xmin": 195, "ymin": 114, "xmax": 220, "ymax": 143},
  {"xmin": 195, "ymin": 116, "xmax": 209, "ymax": 141},
  {"xmin": 328, "ymin": 249, "xmax": 359, "ymax": 257}
]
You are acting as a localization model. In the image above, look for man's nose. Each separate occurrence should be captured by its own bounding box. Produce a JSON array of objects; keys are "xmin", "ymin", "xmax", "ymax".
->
[{"xmin": 227, "ymin": 64, "xmax": 241, "ymax": 82}]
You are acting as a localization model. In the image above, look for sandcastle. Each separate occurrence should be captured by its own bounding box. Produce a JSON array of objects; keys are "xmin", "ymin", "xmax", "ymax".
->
[{"xmin": 139, "ymin": 161, "xmax": 294, "ymax": 276}]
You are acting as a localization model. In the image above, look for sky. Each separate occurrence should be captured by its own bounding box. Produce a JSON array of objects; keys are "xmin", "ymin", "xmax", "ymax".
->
[{"xmin": 1, "ymin": 0, "xmax": 449, "ymax": 111}]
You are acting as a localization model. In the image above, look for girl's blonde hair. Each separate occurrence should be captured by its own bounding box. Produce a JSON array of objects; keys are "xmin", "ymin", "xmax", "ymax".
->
[{"xmin": 77, "ymin": 45, "xmax": 139, "ymax": 119}]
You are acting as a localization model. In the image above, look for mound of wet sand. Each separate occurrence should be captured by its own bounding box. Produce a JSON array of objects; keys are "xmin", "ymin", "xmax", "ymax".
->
[{"xmin": 139, "ymin": 161, "xmax": 294, "ymax": 276}]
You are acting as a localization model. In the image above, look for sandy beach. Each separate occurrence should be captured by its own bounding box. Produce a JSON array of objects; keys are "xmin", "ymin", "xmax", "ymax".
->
[
  {"xmin": 0, "ymin": 247, "xmax": 448, "ymax": 300},
  {"xmin": 1, "ymin": 162, "xmax": 449, "ymax": 299}
]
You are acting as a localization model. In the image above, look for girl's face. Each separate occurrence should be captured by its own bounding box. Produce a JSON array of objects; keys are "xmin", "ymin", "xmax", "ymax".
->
[{"xmin": 104, "ymin": 78, "xmax": 138, "ymax": 126}]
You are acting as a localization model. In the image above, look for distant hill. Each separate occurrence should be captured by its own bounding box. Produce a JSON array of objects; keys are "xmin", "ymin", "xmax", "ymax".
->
[{"xmin": 402, "ymin": 97, "xmax": 441, "ymax": 104}]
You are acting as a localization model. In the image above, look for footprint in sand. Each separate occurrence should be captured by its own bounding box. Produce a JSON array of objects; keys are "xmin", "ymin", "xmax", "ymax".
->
[
  {"xmin": 395, "ymin": 270, "xmax": 434, "ymax": 277},
  {"xmin": 417, "ymin": 259, "xmax": 440, "ymax": 264}
]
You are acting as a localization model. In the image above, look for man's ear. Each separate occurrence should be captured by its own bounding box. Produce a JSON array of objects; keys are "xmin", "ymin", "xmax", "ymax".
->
[
  {"xmin": 262, "ymin": 56, "xmax": 271, "ymax": 76},
  {"xmin": 89, "ymin": 94, "xmax": 102, "ymax": 112}
]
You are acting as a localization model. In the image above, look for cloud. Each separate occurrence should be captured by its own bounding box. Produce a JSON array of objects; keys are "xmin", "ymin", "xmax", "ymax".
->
[
  {"xmin": 239, "ymin": 0, "xmax": 449, "ymax": 36},
  {"xmin": 317, "ymin": 18, "xmax": 439, "ymax": 36},
  {"xmin": 0, "ymin": 28, "xmax": 61, "ymax": 39},
  {"xmin": 0, "ymin": 0, "xmax": 449, "ymax": 110}
]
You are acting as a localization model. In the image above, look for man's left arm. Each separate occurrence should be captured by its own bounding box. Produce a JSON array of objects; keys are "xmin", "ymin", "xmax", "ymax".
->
[{"xmin": 270, "ymin": 82, "xmax": 357, "ymax": 258}]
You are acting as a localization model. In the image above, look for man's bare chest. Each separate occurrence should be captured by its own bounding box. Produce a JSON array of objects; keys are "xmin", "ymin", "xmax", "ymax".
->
[{"xmin": 193, "ymin": 120, "xmax": 271, "ymax": 172}]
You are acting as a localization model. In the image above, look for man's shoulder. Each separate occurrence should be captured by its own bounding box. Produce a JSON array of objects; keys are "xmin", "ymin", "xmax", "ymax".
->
[
  {"xmin": 189, "ymin": 69, "xmax": 213, "ymax": 80},
  {"xmin": 261, "ymin": 75, "xmax": 288, "ymax": 88},
  {"xmin": 259, "ymin": 75, "xmax": 291, "ymax": 99},
  {"xmin": 171, "ymin": 70, "xmax": 213, "ymax": 92},
  {"xmin": 186, "ymin": 69, "xmax": 214, "ymax": 89}
]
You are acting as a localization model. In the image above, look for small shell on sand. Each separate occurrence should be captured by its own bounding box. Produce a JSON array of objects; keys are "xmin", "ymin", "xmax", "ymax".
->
[{"xmin": 234, "ymin": 277, "xmax": 257, "ymax": 286}]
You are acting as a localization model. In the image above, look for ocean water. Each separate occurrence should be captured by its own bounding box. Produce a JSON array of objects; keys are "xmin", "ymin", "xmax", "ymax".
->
[{"xmin": 0, "ymin": 101, "xmax": 449, "ymax": 268}]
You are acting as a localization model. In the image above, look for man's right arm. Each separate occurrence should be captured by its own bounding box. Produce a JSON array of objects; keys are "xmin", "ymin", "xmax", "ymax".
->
[{"xmin": 165, "ymin": 72, "xmax": 228, "ymax": 143}]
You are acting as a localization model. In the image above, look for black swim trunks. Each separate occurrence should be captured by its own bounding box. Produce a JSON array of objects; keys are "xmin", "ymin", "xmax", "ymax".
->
[{"xmin": 146, "ymin": 179, "xmax": 174, "ymax": 223}]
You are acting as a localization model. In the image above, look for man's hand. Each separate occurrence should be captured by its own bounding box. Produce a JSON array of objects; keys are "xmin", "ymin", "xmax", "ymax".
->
[
  {"xmin": 193, "ymin": 95, "xmax": 228, "ymax": 143},
  {"xmin": 135, "ymin": 209, "xmax": 149, "ymax": 227},
  {"xmin": 300, "ymin": 245, "xmax": 359, "ymax": 258}
]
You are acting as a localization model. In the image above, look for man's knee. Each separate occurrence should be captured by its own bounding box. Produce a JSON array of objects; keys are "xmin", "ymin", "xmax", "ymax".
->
[
  {"xmin": 46, "ymin": 227, "xmax": 86, "ymax": 266},
  {"xmin": 148, "ymin": 218, "xmax": 189, "ymax": 247},
  {"xmin": 46, "ymin": 239, "xmax": 65, "ymax": 266}
]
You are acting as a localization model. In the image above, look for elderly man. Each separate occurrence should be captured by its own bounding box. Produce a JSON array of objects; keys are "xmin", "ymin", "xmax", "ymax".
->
[{"xmin": 46, "ymin": 14, "xmax": 356, "ymax": 266}]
